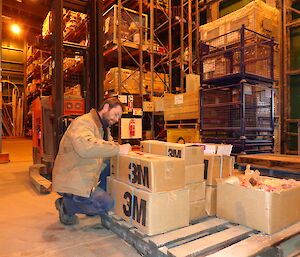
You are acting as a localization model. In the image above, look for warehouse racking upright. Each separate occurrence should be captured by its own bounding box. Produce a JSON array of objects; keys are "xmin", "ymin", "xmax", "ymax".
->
[
  {"xmin": 282, "ymin": 0, "xmax": 300, "ymax": 155},
  {"xmin": 102, "ymin": 0, "xmax": 173, "ymax": 142}
]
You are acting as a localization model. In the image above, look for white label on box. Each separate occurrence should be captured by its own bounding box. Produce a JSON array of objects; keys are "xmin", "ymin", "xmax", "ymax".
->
[
  {"xmin": 203, "ymin": 144, "xmax": 216, "ymax": 154},
  {"xmin": 244, "ymin": 85, "xmax": 252, "ymax": 95},
  {"xmin": 118, "ymin": 95, "xmax": 128, "ymax": 104},
  {"xmin": 216, "ymin": 145, "xmax": 233, "ymax": 156},
  {"xmin": 133, "ymin": 108, "xmax": 143, "ymax": 116},
  {"xmin": 174, "ymin": 95, "xmax": 184, "ymax": 105}
]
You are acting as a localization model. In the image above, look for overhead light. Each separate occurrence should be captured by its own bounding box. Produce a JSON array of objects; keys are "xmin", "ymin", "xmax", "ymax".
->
[{"xmin": 11, "ymin": 24, "xmax": 21, "ymax": 34}]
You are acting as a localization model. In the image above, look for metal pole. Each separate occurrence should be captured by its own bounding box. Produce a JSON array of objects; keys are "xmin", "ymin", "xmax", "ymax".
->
[
  {"xmin": 298, "ymin": 121, "xmax": 300, "ymax": 155},
  {"xmin": 150, "ymin": 0, "xmax": 154, "ymax": 138},
  {"xmin": 168, "ymin": 0, "xmax": 172, "ymax": 92},
  {"xmin": 87, "ymin": 0, "xmax": 97, "ymax": 111},
  {"xmin": 180, "ymin": 0, "xmax": 184, "ymax": 91},
  {"xmin": 52, "ymin": 0, "xmax": 64, "ymax": 155},
  {"xmin": 97, "ymin": 0, "xmax": 104, "ymax": 105},
  {"xmin": 0, "ymin": 0, "xmax": 2, "ymax": 152},
  {"xmin": 188, "ymin": 0, "xmax": 192, "ymax": 73}
]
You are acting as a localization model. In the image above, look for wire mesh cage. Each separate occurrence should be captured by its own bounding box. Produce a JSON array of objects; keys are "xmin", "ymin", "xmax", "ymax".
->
[
  {"xmin": 201, "ymin": 82, "xmax": 274, "ymax": 135},
  {"xmin": 200, "ymin": 25, "xmax": 275, "ymax": 83}
]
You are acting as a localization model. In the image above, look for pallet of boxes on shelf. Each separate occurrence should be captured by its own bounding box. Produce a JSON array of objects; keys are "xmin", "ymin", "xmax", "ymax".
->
[
  {"xmin": 199, "ymin": 0, "xmax": 280, "ymax": 81},
  {"xmin": 200, "ymin": 26, "xmax": 276, "ymax": 84},
  {"xmin": 163, "ymin": 91, "xmax": 200, "ymax": 143},
  {"xmin": 103, "ymin": 4, "xmax": 148, "ymax": 50},
  {"xmin": 104, "ymin": 67, "xmax": 168, "ymax": 95}
]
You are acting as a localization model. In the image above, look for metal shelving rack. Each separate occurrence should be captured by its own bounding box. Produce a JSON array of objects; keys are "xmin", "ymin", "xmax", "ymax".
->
[
  {"xmin": 199, "ymin": 26, "xmax": 276, "ymax": 154},
  {"xmin": 178, "ymin": 0, "xmax": 202, "ymax": 91},
  {"xmin": 282, "ymin": 0, "xmax": 300, "ymax": 155},
  {"xmin": 102, "ymin": 0, "xmax": 172, "ymax": 141}
]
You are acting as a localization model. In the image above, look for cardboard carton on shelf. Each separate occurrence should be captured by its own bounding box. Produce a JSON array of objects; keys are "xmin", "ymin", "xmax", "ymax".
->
[
  {"xmin": 205, "ymin": 186, "xmax": 217, "ymax": 216},
  {"xmin": 140, "ymin": 140, "xmax": 204, "ymax": 165},
  {"xmin": 111, "ymin": 152, "xmax": 185, "ymax": 192},
  {"xmin": 190, "ymin": 199, "xmax": 206, "ymax": 221},
  {"xmin": 204, "ymin": 154, "xmax": 235, "ymax": 186},
  {"xmin": 164, "ymin": 91, "xmax": 200, "ymax": 121},
  {"xmin": 185, "ymin": 164, "xmax": 205, "ymax": 184},
  {"xmin": 217, "ymin": 176, "xmax": 300, "ymax": 234},
  {"xmin": 185, "ymin": 180, "xmax": 206, "ymax": 202},
  {"xmin": 111, "ymin": 178, "xmax": 189, "ymax": 236}
]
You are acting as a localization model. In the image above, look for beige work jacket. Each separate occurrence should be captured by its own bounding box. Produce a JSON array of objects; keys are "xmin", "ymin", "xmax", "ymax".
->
[{"xmin": 52, "ymin": 109, "xmax": 120, "ymax": 197}]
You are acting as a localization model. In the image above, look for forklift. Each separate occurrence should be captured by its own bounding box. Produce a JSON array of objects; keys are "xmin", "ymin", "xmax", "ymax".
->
[{"xmin": 29, "ymin": 0, "xmax": 104, "ymax": 193}]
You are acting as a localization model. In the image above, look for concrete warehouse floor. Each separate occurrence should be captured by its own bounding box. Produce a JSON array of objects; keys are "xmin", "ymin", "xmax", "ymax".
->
[{"xmin": 0, "ymin": 138, "xmax": 140, "ymax": 257}]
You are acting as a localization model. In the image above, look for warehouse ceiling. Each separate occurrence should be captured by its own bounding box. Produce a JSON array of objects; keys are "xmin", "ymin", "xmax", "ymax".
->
[{"xmin": 2, "ymin": 0, "xmax": 50, "ymax": 36}]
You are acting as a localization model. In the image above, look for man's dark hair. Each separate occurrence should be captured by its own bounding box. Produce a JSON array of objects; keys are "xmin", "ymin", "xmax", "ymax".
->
[{"xmin": 98, "ymin": 97, "xmax": 124, "ymax": 111}]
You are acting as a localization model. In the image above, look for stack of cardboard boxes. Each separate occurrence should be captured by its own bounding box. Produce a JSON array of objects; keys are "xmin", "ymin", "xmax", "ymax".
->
[
  {"xmin": 141, "ymin": 141, "xmax": 235, "ymax": 219},
  {"xmin": 141, "ymin": 141, "xmax": 205, "ymax": 222},
  {"xmin": 108, "ymin": 151, "xmax": 190, "ymax": 236}
]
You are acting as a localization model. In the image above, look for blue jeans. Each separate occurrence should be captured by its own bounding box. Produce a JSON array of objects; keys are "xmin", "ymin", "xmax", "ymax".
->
[
  {"xmin": 61, "ymin": 159, "xmax": 113, "ymax": 215},
  {"xmin": 62, "ymin": 188, "xmax": 114, "ymax": 216},
  {"xmin": 99, "ymin": 159, "xmax": 110, "ymax": 191}
]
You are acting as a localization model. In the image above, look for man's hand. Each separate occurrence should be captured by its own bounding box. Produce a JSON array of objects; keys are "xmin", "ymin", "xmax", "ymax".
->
[{"xmin": 119, "ymin": 144, "xmax": 132, "ymax": 155}]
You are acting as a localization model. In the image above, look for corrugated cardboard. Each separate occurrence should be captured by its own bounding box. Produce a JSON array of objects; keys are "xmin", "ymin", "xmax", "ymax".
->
[
  {"xmin": 205, "ymin": 186, "xmax": 217, "ymax": 216},
  {"xmin": 190, "ymin": 199, "xmax": 207, "ymax": 221},
  {"xmin": 186, "ymin": 181, "xmax": 206, "ymax": 202},
  {"xmin": 112, "ymin": 178, "xmax": 189, "ymax": 235},
  {"xmin": 186, "ymin": 74, "xmax": 200, "ymax": 93},
  {"xmin": 164, "ymin": 91, "xmax": 199, "ymax": 121},
  {"xmin": 217, "ymin": 176, "xmax": 300, "ymax": 234},
  {"xmin": 204, "ymin": 154, "xmax": 234, "ymax": 186},
  {"xmin": 115, "ymin": 152, "xmax": 185, "ymax": 192},
  {"xmin": 185, "ymin": 164, "xmax": 204, "ymax": 184},
  {"xmin": 167, "ymin": 129, "xmax": 201, "ymax": 144},
  {"xmin": 140, "ymin": 140, "xmax": 204, "ymax": 165}
]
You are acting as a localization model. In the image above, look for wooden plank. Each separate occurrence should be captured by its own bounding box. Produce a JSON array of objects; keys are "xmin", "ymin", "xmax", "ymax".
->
[
  {"xmin": 29, "ymin": 168, "xmax": 52, "ymax": 194},
  {"xmin": 237, "ymin": 154, "xmax": 300, "ymax": 169},
  {"xmin": 149, "ymin": 218, "xmax": 228, "ymax": 248},
  {"xmin": 167, "ymin": 226, "xmax": 253, "ymax": 257},
  {"xmin": 207, "ymin": 221, "xmax": 300, "ymax": 257}
]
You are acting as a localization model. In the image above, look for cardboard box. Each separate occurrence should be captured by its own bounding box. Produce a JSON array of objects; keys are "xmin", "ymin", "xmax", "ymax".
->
[
  {"xmin": 141, "ymin": 140, "xmax": 204, "ymax": 165},
  {"xmin": 140, "ymin": 140, "xmax": 168, "ymax": 156},
  {"xmin": 111, "ymin": 178, "xmax": 189, "ymax": 235},
  {"xmin": 164, "ymin": 91, "xmax": 200, "ymax": 121},
  {"xmin": 205, "ymin": 186, "xmax": 217, "ymax": 216},
  {"xmin": 143, "ymin": 101, "xmax": 155, "ymax": 112},
  {"xmin": 153, "ymin": 96, "xmax": 164, "ymax": 112},
  {"xmin": 190, "ymin": 199, "xmax": 207, "ymax": 221},
  {"xmin": 186, "ymin": 143, "xmax": 233, "ymax": 156},
  {"xmin": 114, "ymin": 152, "xmax": 185, "ymax": 192},
  {"xmin": 185, "ymin": 164, "xmax": 204, "ymax": 184},
  {"xmin": 186, "ymin": 74, "xmax": 200, "ymax": 93},
  {"xmin": 167, "ymin": 128, "xmax": 201, "ymax": 144},
  {"xmin": 217, "ymin": 176, "xmax": 300, "ymax": 234},
  {"xmin": 186, "ymin": 181, "xmax": 206, "ymax": 202},
  {"xmin": 204, "ymin": 154, "xmax": 234, "ymax": 186}
]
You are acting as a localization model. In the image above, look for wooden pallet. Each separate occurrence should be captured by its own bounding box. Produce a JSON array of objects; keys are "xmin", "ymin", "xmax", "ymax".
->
[
  {"xmin": 237, "ymin": 154, "xmax": 300, "ymax": 172},
  {"xmin": 29, "ymin": 164, "xmax": 52, "ymax": 194},
  {"xmin": 101, "ymin": 213, "xmax": 300, "ymax": 257},
  {"xmin": 164, "ymin": 119, "xmax": 200, "ymax": 129}
]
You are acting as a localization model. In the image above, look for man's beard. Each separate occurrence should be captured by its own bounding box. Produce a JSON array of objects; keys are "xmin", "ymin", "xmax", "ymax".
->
[{"xmin": 101, "ymin": 113, "xmax": 111, "ymax": 127}]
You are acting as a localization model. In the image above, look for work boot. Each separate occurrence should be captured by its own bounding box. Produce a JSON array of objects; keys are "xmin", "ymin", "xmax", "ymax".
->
[{"xmin": 55, "ymin": 197, "xmax": 78, "ymax": 225}]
